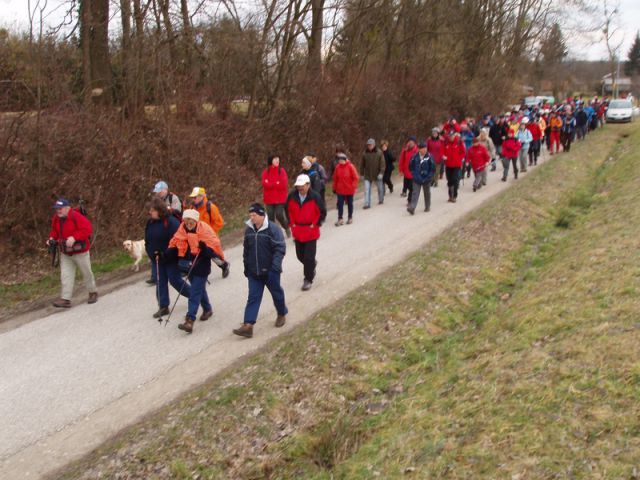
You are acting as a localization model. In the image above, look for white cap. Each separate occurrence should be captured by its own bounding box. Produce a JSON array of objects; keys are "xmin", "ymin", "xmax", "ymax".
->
[
  {"xmin": 521, "ymin": 117, "xmax": 529, "ymax": 124},
  {"xmin": 182, "ymin": 209, "xmax": 200, "ymax": 222},
  {"xmin": 294, "ymin": 174, "xmax": 311, "ymax": 187}
]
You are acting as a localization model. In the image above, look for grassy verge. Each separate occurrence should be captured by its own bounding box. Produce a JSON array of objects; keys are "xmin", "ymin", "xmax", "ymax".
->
[{"xmin": 57, "ymin": 124, "xmax": 639, "ymax": 479}]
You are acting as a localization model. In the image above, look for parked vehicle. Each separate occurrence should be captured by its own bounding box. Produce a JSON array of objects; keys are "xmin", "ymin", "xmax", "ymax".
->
[{"xmin": 606, "ymin": 99, "xmax": 634, "ymax": 123}]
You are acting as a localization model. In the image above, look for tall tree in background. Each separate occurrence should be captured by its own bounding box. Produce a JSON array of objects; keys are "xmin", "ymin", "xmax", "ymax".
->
[
  {"xmin": 80, "ymin": 0, "xmax": 111, "ymax": 105},
  {"xmin": 539, "ymin": 22, "xmax": 568, "ymax": 98},
  {"xmin": 625, "ymin": 31, "xmax": 640, "ymax": 76}
]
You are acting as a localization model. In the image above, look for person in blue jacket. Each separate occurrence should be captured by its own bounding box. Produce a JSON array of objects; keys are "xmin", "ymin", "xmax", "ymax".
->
[
  {"xmin": 233, "ymin": 203, "xmax": 288, "ymax": 338},
  {"xmin": 145, "ymin": 197, "xmax": 192, "ymax": 319},
  {"xmin": 407, "ymin": 141, "xmax": 436, "ymax": 215},
  {"xmin": 460, "ymin": 123, "xmax": 475, "ymax": 178}
]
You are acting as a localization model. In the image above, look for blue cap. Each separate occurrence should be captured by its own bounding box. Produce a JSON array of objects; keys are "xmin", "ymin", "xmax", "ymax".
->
[
  {"xmin": 153, "ymin": 181, "xmax": 168, "ymax": 193},
  {"xmin": 417, "ymin": 141, "xmax": 427, "ymax": 149},
  {"xmin": 407, "ymin": 135, "xmax": 417, "ymax": 143},
  {"xmin": 53, "ymin": 198, "xmax": 70, "ymax": 209}
]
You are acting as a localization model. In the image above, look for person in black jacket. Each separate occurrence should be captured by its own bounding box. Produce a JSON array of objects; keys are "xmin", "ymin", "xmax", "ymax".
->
[
  {"xmin": 380, "ymin": 140, "xmax": 395, "ymax": 193},
  {"xmin": 145, "ymin": 197, "xmax": 191, "ymax": 319},
  {"xmin": 233, "ymin": 204, "xmax": 288, "ymax": 338}
]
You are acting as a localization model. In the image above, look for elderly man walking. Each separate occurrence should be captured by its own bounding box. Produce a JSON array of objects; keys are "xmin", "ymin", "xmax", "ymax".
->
[
  {"xmin": 286, "ymin": 174, "xmax": 326, "ymax": 291},
  {"xmin": 48, "ymin": 198, "xmax": 98, "ymax": 308},
  {"xmin": 233, "ymin": 203, "xmax": 288, "ymax": 338},
  {"xmin": 359, "ymin": 138, "xmax": 385, "ymax": 209},
  {"xmin": 407, "ymin": 141, "xmax": 436, "ymax": 215}
]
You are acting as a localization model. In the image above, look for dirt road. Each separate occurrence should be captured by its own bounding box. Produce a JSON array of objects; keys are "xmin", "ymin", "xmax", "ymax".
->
[{"xmin": 0, "ymin": 161, "xmax": 543, "ymax": 479}]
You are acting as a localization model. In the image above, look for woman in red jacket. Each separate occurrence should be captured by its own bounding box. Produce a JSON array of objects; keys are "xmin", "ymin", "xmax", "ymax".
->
[
  {"xmin": 398, "ymin": 136, "xmax": 418, "ymax": 203},
  {"xmin": 443, "ymin": 132, "xmax": 466, "ymax": 203},
  {"xmin": 331, "ymin": 153, "xmax": 359, "ymax": 226},
  {"xmin": 500, "ymin": 130, "xmax": 522, "ymax": 181},
  {"xmin": 261, "ymin": 155, "xmax": 290, "ymax": 237}
]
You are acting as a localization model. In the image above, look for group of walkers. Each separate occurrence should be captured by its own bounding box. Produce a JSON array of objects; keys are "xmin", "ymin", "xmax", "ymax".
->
[{"xmin": 46, "ymin": 95, "xmax": 609, "ymax": 337}]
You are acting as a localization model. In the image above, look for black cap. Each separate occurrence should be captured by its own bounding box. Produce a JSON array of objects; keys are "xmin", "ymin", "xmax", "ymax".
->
[{"xmin": 248, "ymin": 203, "xmax": 266, "ymax": 216}]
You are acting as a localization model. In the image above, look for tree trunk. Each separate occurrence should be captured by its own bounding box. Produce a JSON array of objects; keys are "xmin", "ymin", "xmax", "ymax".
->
[
  {"xmin": 80, "ymin": 0, "xmax": 112, "ymax": 106},
  {"xmin": 307, "ymin": 0, "xmax": 324, "ymax": 74}
]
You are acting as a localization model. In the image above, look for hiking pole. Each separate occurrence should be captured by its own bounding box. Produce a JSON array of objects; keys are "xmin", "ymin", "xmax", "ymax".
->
[
  {"xmin": 154, "ymin": 254, "xmax": 162, "ymax": 323},
  {"xmin": 164, "ymin": 252, "xmax": 200, "ymax": 327}
]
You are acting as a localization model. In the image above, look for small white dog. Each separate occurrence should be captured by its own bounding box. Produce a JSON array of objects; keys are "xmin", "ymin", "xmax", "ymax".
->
[{"xmin": 123, "ymin": 239, "xmax": 146, "ymax": 271}]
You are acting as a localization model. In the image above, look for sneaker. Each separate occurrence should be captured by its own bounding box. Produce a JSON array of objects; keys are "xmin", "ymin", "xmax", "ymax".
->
[
  {"xmin": 200, "ymin": 309, "xmax": 213, "ymax": 321},
  {"xmin": 53, "ymin": 298, "xmax": 71, "ymax": 308},
  {"xmin": 233, "ymin": 323, "xmax": 253, "ymax": 338},
  {"xmin": 153, "ymin": 307, "xmax": 170, "ymax": 319},
  {"xmin": 222, "ymin": 262, "xmax": 231, "ymax": 279},
  {"xmin": 301, "ymin": 279, "xmax": 312, "ymax": 291},
  {"xmin": 346, "ymin": 218, "xmax": 353, "ymax": 225},
  {"xmin": 178, "ymin": 317, "xmax": 194, "ymax": 334},
  {"xmin": 275, "ymin": 315, "xmax": 286, "ymax": 328},
  {"xmin": 88, "ymin": 292, "xmax": 98, "ymax": 304},
  {"xmin": 335, "ymin": 219, "xmax": 344, "ymax": 227},
  {"xmin": 407, "ymin": 207, "xmax": 415, "ymax": 215}
]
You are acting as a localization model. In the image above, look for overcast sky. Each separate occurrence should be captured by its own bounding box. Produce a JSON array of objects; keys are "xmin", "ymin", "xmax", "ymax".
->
[{"xmin": 1, "ymin": 0, "xmax": 639, "ymax": 62}]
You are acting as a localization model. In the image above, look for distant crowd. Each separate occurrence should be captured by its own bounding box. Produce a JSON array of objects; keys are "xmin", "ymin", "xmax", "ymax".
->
[{"xmin": 46, "ymin": 95, "xmax": 611, "ymax": 337}]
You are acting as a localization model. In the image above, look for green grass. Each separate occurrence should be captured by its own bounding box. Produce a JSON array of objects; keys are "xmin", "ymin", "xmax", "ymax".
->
[{"xmin": 57, "ymin": 123, "xmax": 640, "ymax": 479}]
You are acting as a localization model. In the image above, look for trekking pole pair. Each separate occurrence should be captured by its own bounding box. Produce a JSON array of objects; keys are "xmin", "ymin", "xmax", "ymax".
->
[{"xmin": 162, "ymin": 252, "xmax": 200, "ymax": 327}]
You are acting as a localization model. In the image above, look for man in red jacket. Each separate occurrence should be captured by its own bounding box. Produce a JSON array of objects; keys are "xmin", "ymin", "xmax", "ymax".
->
[
  {"xmin": 398, "ymin": 136, "xmax": 418, "ymax": 202},
  {"xmin": 286, "ymin": 174, "xmax": 327, "ymax": 291},
  {"xmin": 443, "ymin": 132, "xmax": 466, "ymax": 203},
  {"xmin": 467, "ymin": 137, "xmax": 490, "ymax": 192},
  {"xmin": 526, "ymin": 117, "xmax": 543, "ymax": 166},
  {"xmin": 500, "ymin": 130, "xmax": 521, "ymax": 181},
  {"xmin": 48, "ymin": 198, "xmax": 98, "ymax": 308}
]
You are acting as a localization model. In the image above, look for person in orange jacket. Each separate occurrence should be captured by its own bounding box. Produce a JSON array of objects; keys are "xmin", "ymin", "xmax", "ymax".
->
[
  {"xmin": 189, "ymin": 187, "xmax": 230, "ymax": 278},
  {"xmin": 548, "ymin": 112, "xmax": 562, "ymax": 155}
]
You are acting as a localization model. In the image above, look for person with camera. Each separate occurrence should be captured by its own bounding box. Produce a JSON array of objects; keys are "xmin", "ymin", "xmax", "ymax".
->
[
  {"xmin": 48, "ymin": 198, "xmax": 98, "ymax": 308},
  {"xmin": 166, "ymin": 209, "xmax": 223, "ymax": 334}
]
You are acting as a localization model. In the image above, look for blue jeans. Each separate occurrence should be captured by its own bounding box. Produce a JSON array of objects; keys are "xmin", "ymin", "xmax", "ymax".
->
[
  {"xmin": 364, "ymin": 178, "xmax": 384, "ymax": 207},
  {"xmin": 186, "ymin": 274, "xmax": 212, "ymax": 320},
  {"xmin": 157, "ymin": 262, "xmax": 191, "ymax": 308},
  {"xmin": 244, "ymin": 272, "xmax": 288, "ymax": 325}
]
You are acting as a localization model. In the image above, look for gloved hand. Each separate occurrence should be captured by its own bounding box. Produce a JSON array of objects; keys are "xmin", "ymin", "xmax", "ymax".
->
[
  {"xmin": 154, "ymin": 250, "xmax": 165, "ymax": 261},
  {"xmin": 198, "ymin": 241, "xmax": 207, "ymax": 252}
]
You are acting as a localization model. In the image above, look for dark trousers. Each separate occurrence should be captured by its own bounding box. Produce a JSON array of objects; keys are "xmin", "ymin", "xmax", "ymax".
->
[
  {"xmin": 336, "ymin": 194, "xmax": 354, "ymax": 220},
  {"xmin": 156, "ymin": 261, "xmax": 190, "ymax": 308},
  {"xmin": 186, "ymin": 274, "xmax": 211, "ymax": 320},
  {"xmin": 561, "ymin": 131, "xmax": 573, "ymax": 152},
  {"xmin": 528, "ymin": 140, "xmax": 541, "ymax": 165},
  {"xmin": 383, "ymin": 165, "xmax": 394, "ymax": 192},
  {"xmin": 243, "ymin": 273, "xmax": 288, "ymax": 325},
  {"xmin": 295, "ymin": 240, "xmax": 317, "ymax": 283},
  {"xmin": 445, "ymin": 167, "xmax": 461, "ymax": 199},
  {"xmin": 402, "ymin": 177, "xmax": 413, "ymax": 202},
  {"xmin": 266, "ymin": 203, "xmax": 289, "ymax": 230}
]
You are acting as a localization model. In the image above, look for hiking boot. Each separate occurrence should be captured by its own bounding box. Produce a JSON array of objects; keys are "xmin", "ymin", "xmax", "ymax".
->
[
  {"xmin": 473, "ymin": 186, "xmax": 477, "ymax": 192},
  {"xmin": 501, "ymin": 177, "xmax": 507, "ymax": 182},
  {"xmin": 407, "ymin": 207, "xmax": 415, "ymax": 215},
  {"xmin": 424, "ymin": 207, "xmax": 430, "ymax": 212},
  {"xmin": 178, "ymin": 317, "xmax": 194, "ymax": 334},
  {"xmin": 200, "ymin": 309, "xmax": 213, "ymax": 321},
  {"xmin": 335, "ymin": 219, "xmax": 344, "ymax": 227},
  {"xmin": 222, "ymin": 262, "xmax": 231, "ymax": 279},
  {"xmin": 363, "ymin": 205, "xmax": 370, "ymax": 210},
  {"xmin": 153, "ymin": 307, "xmax": 170, "ymax": 319},
  {"xmin": 233, "ymin": 323, "xmax": 253, "ymax": 338},
  {"xmin": 301, "ymin": 279, "xmax": 312, "ymax": 291},
  {"xmin": 88, "ymin": 292, "xmax": 98, "ymax": 304},
  {"xmin": 145, "ymin": 278, "xmax": 156, "ymax": 285},
  {"xmin": 346, "ymin": 218, "xmax": 353, "ymax": 225},
  {"xmin": 275, "ymin": 315, "xmax": 286, "ymax": 328},
  {"xmin": 389, "ymin": 185, "xmax": 394, "ymax": 193},
  {"xmin": 53, "ymin": 298, "xmax": 71, "ymax": 308}
]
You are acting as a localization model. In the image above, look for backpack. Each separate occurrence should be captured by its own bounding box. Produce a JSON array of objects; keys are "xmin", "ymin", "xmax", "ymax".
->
[{"xmin": 166, "ymin": 192, "xmax": 183, "ymax": 221}]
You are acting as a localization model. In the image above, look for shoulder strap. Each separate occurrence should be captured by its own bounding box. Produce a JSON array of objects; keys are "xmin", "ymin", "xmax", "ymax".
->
[{"xmin": 206, "ymin": 201, "xmax": 212, "ymax": 217}]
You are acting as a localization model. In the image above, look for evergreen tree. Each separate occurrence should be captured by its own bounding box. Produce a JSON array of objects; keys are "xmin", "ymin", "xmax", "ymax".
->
[{"xmin": 625, "ymin": 31, "xmax": 640, "ymax": 76}]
